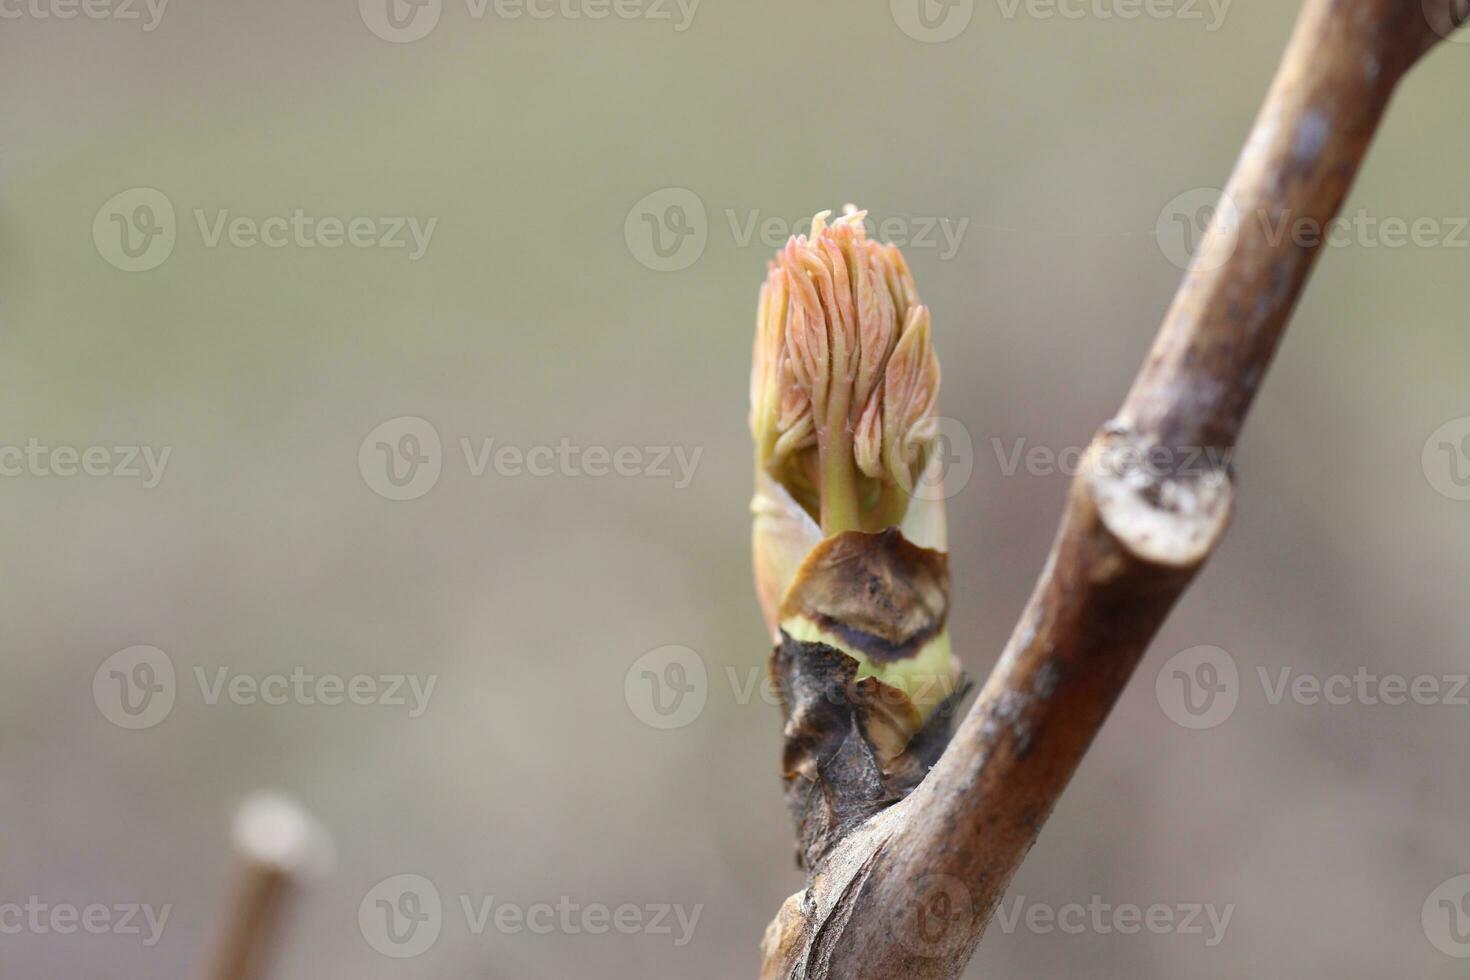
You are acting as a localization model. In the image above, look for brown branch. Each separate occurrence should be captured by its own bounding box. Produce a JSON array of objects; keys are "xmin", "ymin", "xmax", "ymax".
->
[{"xmin": 760, "ymin": 1, "xmax": 1462, "ymax": 976}]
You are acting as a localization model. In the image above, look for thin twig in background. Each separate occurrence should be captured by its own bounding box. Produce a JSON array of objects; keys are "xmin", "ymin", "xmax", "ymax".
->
[
  {"xmin": 758, "ymin": 1, "xmax": 1465, "ymax": 976},
  {"xmin": 205, "ymin": 792, "xmax": 331, "ymax": 980}
]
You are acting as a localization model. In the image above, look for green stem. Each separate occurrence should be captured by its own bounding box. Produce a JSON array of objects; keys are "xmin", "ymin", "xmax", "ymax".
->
[
  {"xmin": 818, "ymin": 393, "xmax": 860, "ymax": 535},
  {"xmin": 868, "ymin": 482, "xmax": 911, "ymax": 532}
]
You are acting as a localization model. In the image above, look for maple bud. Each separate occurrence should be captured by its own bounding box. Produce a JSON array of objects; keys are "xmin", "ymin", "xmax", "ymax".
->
[{"xmin": 750, "ymin": 208, "xmax": 959, "ymax": 742}]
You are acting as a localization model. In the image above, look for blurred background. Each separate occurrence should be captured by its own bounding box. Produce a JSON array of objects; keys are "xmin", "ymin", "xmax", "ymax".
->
[{"xmin": 2, "ymin": 2, "xmax": 1469, "ymax": 977}]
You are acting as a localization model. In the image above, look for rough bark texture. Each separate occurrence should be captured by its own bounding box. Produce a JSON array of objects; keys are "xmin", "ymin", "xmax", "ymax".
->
[
  {"xmin": 759, "ymin": 2, "xmax": 1463, "ymax": 977},
  {"xmin": 772, "ymin": 528, "xmax": 969, "ymax": 872},
  {"xmin": 774, "ymin": 635, "xmax": 969, "ymax": 872}
]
